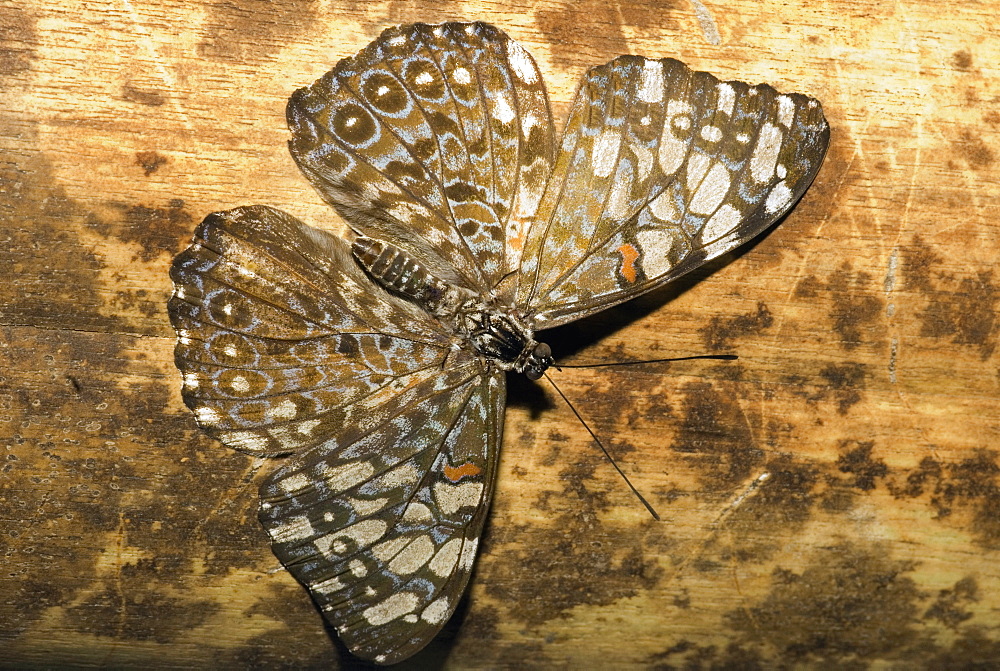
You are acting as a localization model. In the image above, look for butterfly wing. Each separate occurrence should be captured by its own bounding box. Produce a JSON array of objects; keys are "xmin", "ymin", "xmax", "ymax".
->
[
  {"xmin": 287, "ymin": 21, "xmax": 555, "ymax": 293},
  {"xmin": 518, "ymin": 56, "xmax": 830, "ymax": 328},
  {"xmin": 169, "ymin": 205, "xmax": 505, "ymax": 662},
  {"xmin": 259, "ymin": 369, "xmax": 504, "ymax": 664},
  {"xmin": 168, "ymin": 205, "xmax": 453, "ymax": 456}
]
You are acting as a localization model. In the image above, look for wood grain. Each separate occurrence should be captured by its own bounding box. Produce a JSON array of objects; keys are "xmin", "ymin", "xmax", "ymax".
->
[{"xmin": 2, "ymin": 0, "xmax": 999, "ymax": 667}]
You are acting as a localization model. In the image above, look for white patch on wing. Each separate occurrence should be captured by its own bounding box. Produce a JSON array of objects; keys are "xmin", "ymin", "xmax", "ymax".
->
[
  {"xmin": 716, "ymin": 82, "xmax": 736, "ymax": 116},
  {"xmin": 372, "ymin": 536, "xmax": 411, "ymax": 562},
  {"xmin": 229, "ymin": 375, "xmax": 250, "ymax": 393},
  {"xmin": 702, "ymin": 204, "xmax": 743, "ymax": 242},
  {"xmin": 182, "ymin": 372, "xmax": 199, "ymax": 389},
  {"xmin": 635, "ymin": 228, "xmax": 677, "ymax": 277},
  {"xmin": 388, "ymin": 535, "xmax": 436, "ymax": 575},
  {"xmin": 685, "ymin": 152, "xmax": 711, "ymax": 191},
  {"xmin": 319, "ymin": 460, "xmax": 375, "ymax": 492},
  {"xmin": 649, "ymin": 192, "xmax": 679, "ymax": 222},
  {"xmin": 700, "ymin": 125, "xmax": 723, "ymax": 143},
  {"xmin": 387, "ymin": 201, "xmax": 418, "ymax": 223},
  {"xmin": 347, "ymin": 496, "xmax": 388, "ymax": 516},
  {"xmin": 311, "ymin": 575, "xmax": 344, "ymax": 594},
  {"xmin": 630, "ymin": 142, "xmax": 653, "ymax": 182},
  {"xmin": 593, "ymin": 129, "xmax": 621, "ymax": 178},
  {"xmin": 658, "ymin": 100, "xmax": 694, "ymax": 175},
  {"xmin": 195, "ymin": 406, "xmax": 220, "ymax": 425},
  {"xmin": 459, "ymin": 536, "xmax": 479, "ymax": 570},
  {"xmin": 750, "ymin": 123, "xmax": 782, "ymax": 182},
  {"xmin": 415, "ymin": 71, "xmax": 433, "ymax": 85},
  {"xmin": 776, "ymin": 95, "xmax": 795, "ymax": 128},
  {"xmin": 638, "ymin": 60, "xmax": 664, "ymax": 103},
  {"xmin": 297, "ymin": 419, "xmax": 321, "ymax": 435},
  {"xmin": 221, "ymin": 431, "xmax": 269, "ymax": 453},
  {"xmin": 278, "ymin": 472, "xmax": 311, "ymax": 493},
  {"xmin": 507, "ymin": 41, "xmax": 538, "ymax": 83},
  {"xmin": 363, "ymin": 592, "xmax": 419, "ymax": 626},
  {"xmin": 429, "ymin": 538, "xmax": 462, "ymax": 577},
  {"xmin": 688, "ymin": 162, "xmax": 731, "ymax": 215},
  {"xmin": 402, "ymin": 502, "xmax": 434, "ymax": 523},
  {"xmin": 452, "ymin": 66, "xmax": 471, "ymax": 85},
  {"xmin": 269, "ymin": 515, "xmax": 315, "ymax": 543},
  {"xmin": 493, "ymin": 94, "xmax": 515, "ymax": 124},
  {"xmin": 378, "ymin": 462, "xmax": 420, "ymax": 489},
  {"xmin": 349, "ymin": 558, "xmax": 367, "ymax": 577},
  {"xmin": 764, "ymin": 181, "xmax": 794, "ymax": 213},
  {"xmin": 606, "ymin": 176, "xmax": 631, "ymax": 220},
  {"xmin": 421, "ymin": 597, "xmax": 450, "ymax": 624},
  {"xmin": 432, "ymin": 481, "xmax": 484, "ymax": 515},
  {"xmin": 342, "ymin": 519, "xmax": 388, "ymax": 547}
]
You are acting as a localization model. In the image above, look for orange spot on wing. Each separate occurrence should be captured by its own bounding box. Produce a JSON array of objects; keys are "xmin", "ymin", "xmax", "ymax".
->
[
  {"xmin": 443, "ymin": 462, "xmax": 482, "ymax": 483},
  {"xmin": 618, "ymin": 243, "xmax": 640, "ymax": 284}
]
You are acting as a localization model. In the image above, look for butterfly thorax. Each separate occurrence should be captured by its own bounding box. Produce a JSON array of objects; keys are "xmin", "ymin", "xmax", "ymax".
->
[{"xmin": 352, "ymin": 236, "xmax": 554, "ymax": 380}]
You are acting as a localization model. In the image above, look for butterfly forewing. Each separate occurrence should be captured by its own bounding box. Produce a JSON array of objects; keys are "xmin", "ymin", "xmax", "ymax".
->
[
  {"xmin": 518, "ymin": 56, "xmax": 830, "ymax": 328},
  {"xmin": 259, "ymin": 370, "xmax": 504, "ymax": 664},
  {"xmin": 287, "ymin": 22, "xmax": 555, "ymax": 294}
]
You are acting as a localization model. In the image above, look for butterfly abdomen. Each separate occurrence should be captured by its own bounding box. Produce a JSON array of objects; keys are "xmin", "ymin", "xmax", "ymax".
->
[
  {"xmin": 352, "ymin": 236, "xmax": 427, "ymax": 294},
  {"xmin": 352, "ymin": 235, "xmax": 459, "ymax": 316}
]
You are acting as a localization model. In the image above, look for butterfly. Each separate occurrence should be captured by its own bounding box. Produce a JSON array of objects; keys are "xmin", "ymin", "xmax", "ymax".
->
[{"xmin": 168, "ymin": 21, "xmax": 829, "ymax": 664}]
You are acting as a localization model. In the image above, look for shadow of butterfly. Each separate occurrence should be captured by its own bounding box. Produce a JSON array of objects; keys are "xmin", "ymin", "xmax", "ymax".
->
[{"xmin": 168, "ymin": 21, "xmax": 829, "ymax": 665}]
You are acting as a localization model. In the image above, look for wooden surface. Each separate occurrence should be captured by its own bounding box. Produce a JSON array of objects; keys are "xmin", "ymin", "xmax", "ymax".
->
[{"xmin": 3, "ymin": 1, "xmax": 1000, "ymax": 668}]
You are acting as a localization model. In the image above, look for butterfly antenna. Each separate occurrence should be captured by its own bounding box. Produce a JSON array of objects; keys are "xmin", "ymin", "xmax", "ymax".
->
[
  {"xmin": 543, "ymin": 372, "xmax": 660, "ymax": 521},
  {"xmin": 561, "ymin": 353, "xmax": 737, "ymax": 369}
]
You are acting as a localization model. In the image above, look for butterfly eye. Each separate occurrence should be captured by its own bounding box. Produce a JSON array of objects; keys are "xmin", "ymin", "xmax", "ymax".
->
[{"xmin": 524, "ymin": 342, "xmax": 553, "ymax": 380}]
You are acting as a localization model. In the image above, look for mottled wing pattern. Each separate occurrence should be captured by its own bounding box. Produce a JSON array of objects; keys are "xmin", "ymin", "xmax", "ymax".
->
[
  {"xmin": 259, "ymin": 370, "xmax": 504, "ymax": 664},
  {"xmin": 517, "ymin": 56, "xmax": 830, "ymax": 328},
  {"xmin": 287, "ymin": 22, "xmax": 555, "ymax": 293},
  {"xmin": 168, "ymin": 205, "xmax": 452, "ymax": 457},
  {"xmin": 169, "ymin": 205, "xmax": 506, "ymax": 663}
]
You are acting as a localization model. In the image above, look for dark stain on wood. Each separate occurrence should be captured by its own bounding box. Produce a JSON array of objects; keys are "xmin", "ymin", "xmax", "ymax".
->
[
  {"xmin": 828, "ymin": 262, "xmax": 884, "ymax": 351},
  {"xmin": 951, "ymin": 49, "xmax": 973, "ymax": 71},
  {"xmin": 953, "ymin": 128, "xmax": 995, "ymax": 169},
  {"xmin": 671, "ymin": 380, "xmax": 762, "ymax": 490},
  {"xmin": 700, "ymin": 301, "xmax": 774, "ymax": 351},
  {"xmin": 135, "ymin": 150, "xmax": 168, "ymax": 176},
  {"xmin": 835, "ymin": 440, "xmax": 888, "ymax": 491},
  {"xmin": 122, "ymin": 83, "xmax": 166, "ymax": 107},
  {"xmin": 197, "ymin": 0, "xmax": 320, "ymax": 64},
  {"xmin": 87, "ymin": 199, "xmax": 192, "ymax": 264},
  {"xmin": 0, "ymin": 4, "xmax": 36, "ymax": 75},
  {"xmin": 817, "ymin": 361, "xmax": 866, "ymax": 414}
]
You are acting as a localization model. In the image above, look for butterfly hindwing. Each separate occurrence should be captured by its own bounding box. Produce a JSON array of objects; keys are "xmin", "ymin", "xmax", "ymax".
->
[
  {"xmin": 518, "ymin": 56, "xmax": 830, "ymax": 328},
  {"xmin": 259, "ymin": 369, "xmax": 504, "ymax": 664},
  {"xmin": 287, "ymin": 22, "xmax": 555, "ymax": 293},
  {"xmin": 168, "ymin": 205, "xmax": 454, "ymax": 457}
]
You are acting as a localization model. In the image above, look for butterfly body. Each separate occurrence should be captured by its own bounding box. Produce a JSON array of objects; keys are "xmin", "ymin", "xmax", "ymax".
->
[
  {"xmin": 353, "ymin": 234, "xmax": 554, "ymax": 379},
  {"xmin": 169, "ymin": 21, "xmax": 829, "ymax": 664}
]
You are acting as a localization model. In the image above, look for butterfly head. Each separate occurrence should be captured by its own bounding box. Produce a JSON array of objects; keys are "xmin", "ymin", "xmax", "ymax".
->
[{"xmin": 522, "ymin": 341, "xmax": 553, "ymax": 381}]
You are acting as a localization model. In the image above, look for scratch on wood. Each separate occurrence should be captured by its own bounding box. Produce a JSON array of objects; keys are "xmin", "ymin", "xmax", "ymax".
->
[
  {"xmin": 889, "ymin": 337, "xmax": 898, "ymax": 383},
  {"xmin": 690, "ymin": 0, "xmax": 721, "ymax": 45},
  {"xmin": 884, "ymin": 247, "xmax": 898, "ymax": 317},
  {"xmin": 716, "ymin": 471, "xmax": 772, "ymax": 522}
]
